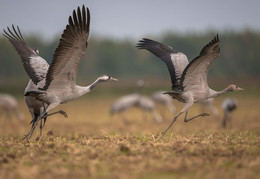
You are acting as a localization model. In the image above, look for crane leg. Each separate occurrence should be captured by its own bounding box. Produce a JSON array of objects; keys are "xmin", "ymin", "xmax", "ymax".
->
[
  {"xmin": 45, "ymin": 110, "xmax": 68, "ymax": 118},
  {"xmin": 40, "ymin": 118, "xmax": 43, "ymax": 137},
  {"xmin": 184, "ymin": 112, "xmax": 210, "ymax": 122},
  {"xmin": 38, "ymin": 110, "xmax": 67, "ymax": 139},
  {"xmin": 39, "ymin": 102, "xmax": 61, "ymax": 125},
  {"xmin": 151, "ymin": 110, "xmax": 163, "ymax": 123},
  {"xmin": 43, "ymin": 116, "xmax": 47, "ymax": 127},
  {"xmin": 23, "ymin": 115, "xmax": 41, "ymax": 140},
  {"xmin": 222, "ymin": 112, "xmax": 228, "ymax": 128},
  {"xmin": 222, "ymin": 117, "xmax": 226, "ymax": 128},
  {"xmin": 36, "ymin": 118, "xmax": 43, "ymax": 141},
  {"xmin": 23, "ymin": 108, "xmax": 66, "ymax": 140},
  {"xmin": 43, "ymin": 110, "xmax": 68, "ymax": 127},
  {"xmin": 162, "ymin": 111, "xmax": 184, "ymax": 136},
  {"xmin": 228, "ymin": 115, "xmax": 233, "ymax": 127}
]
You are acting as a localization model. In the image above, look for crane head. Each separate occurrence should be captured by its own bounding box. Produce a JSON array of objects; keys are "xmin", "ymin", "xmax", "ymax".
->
[
  {"xmin": 228, "ymin": 84, "xmax": 244, "ymax": 91},
  {"xmin": 98, "ymin": 75, "xmax": 119, "ymax": 82}
]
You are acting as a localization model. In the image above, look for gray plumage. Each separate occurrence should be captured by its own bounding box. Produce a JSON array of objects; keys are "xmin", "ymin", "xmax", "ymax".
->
[
  {"xmin": 110, "ymin": 94, "xmax": 140, "ymax": 114},
  {"xmin": 4, "ymin": 5, "xmax": 117, "ymax": 139},
  {"xmin": 3, "ymin": 26, "xmax": 67, "ymax": 139},
  {"xmin": 110, "ymin": 94, "xmax": 162, "ymax": 123},
  {"xmin": 43, "ymin": 6, "xmax": 91, "ymax": 91},
  {"xmin": 137, "ymin": 38, "xmax": 188, "ymax": 90},
  {"xmin": 137, "ymin": 35, "xmax": 243, "ymax": 136},
  {"xmin": 3, "ymin": 25, "xmax": 46, "ymax": 85}
]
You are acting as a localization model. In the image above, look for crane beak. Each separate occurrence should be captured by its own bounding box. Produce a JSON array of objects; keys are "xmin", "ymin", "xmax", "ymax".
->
[
  {"xmin": 237, "ymin": 87, "xmax": 244, "ymax": 90},
  {"xmin": 110, "ymin": 77, "xmax": 119, "ymax": 82}
]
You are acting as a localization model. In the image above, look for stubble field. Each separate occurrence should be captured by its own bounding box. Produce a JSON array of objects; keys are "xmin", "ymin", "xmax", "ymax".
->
[{"xmin": 0, "ymin": 92, "xmax": 259, "ymax": 179}]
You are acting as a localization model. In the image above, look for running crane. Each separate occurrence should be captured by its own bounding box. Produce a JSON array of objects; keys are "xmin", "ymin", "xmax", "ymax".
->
[
  {"xmin": 137, "ymin": 35, "xmax": 243, "ymax": 136},
  {"xmin": 4, "ymin": 5, "xmax": 118, "ymax": 139}
]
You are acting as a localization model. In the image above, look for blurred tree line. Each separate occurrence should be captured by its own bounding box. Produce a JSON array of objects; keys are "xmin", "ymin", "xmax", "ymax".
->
[{"xmin": 0, "ymin": 30, "xmax": 259, "ymax": 88}]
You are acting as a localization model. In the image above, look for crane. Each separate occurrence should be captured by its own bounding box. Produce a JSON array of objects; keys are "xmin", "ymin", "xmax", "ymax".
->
[
  {"xmin": 4, "ymin": 5, "xmax": 118, "ymax": 139},
  {"xmin": 221, "ymin": 98, "xmax": 238, "ymax": 128},
  {"xmin": 110, "ymin": 79, "xmax": 143, "ymax": 116},
  {"xmin": 0, "ymin": 94, "xmax": 25, "ymax": 121},
  {"xmin": 110, "ymin": 94, "xmax": 140, "ymax": 115},
  {"xmin": 199, "ymin": 98, "xmax": 218, "ymax": 119},
  {"xmin": 110, "ymin": 79, "xmax": 162, "ymax": 123},
  {"xmin": 4, "ymin": 28, "xmax": 68, "ymax": 140},
  {"xmin": 110, "ymin": 94, "xmax": 162, "ymax": 123},
  {"xmin": 137, "ymin": 35, "xmax": 243, "ymax": 136},
  {"xmin": 110, "ymin": 93, "xmax": 142, "ymax": 123},
  {"xmin": 152, "ymin": 91, "xmax": 176, "ymax": 115}
]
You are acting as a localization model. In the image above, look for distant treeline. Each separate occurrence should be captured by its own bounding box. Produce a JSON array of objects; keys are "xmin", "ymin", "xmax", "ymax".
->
[{"xmin": 0, "ymin": 30, "xmax": 259, "ymax": 85}]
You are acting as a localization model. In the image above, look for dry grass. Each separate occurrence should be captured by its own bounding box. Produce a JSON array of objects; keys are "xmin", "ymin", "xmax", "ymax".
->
[{"xmin": 0, "ymin": 94, "xmax": 260, "ymax": 179}]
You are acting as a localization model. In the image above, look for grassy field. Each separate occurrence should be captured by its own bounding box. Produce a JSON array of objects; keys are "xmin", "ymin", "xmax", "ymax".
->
[{"xmin": 0, "ymin": 93, "xmax": 259, "ymax": 179}]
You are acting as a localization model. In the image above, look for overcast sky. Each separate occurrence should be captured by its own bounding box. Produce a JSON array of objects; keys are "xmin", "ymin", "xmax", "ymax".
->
[{"xmin": 1, "ymin": 0, "xmax": 260, "ymax": 40}]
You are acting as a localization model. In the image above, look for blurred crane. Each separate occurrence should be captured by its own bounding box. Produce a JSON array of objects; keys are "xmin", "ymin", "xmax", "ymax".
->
[
  {"xmin": 110, "ymin": 93, "xmax": 140, "ymax": 115},
  {"xmin": 4, "ymin": 5, "xmax": 118, "ymax": 139},
  {"xmin": 137, "ymin": 35, "xmax": 243, "ymax": 136},
  {"xmin": 0, "ymin": 94, "xmax": 24, "ymax": 121},
  {"xmin": 110, "ymin": 94, "xmax": 162, "ymax": 123},
  {"xmin": 221, "ymin": 98, "xmax": 238, "ymax": 128},
  {"xmin": 138, "ymin": 95, "xmax": 162, "ymax": 123},
  {"xmin": 152, "ymin": 91, "xmax": 176, "ymax": 115},
  {"xmin": 199, "ymin": 98, "xmax": 218, "ymax": 119},
  {"xmin": 111, "ymin": 80, "xmax": 162, "ymax": 123}
]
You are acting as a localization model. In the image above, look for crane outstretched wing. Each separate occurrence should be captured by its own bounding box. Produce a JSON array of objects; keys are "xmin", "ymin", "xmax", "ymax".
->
[
  {"xmin": 3, "ymin": 25, "xmax": 49, "ymax": 85},
  {"xmin": 180, "ymin": 35, "xmax": 220, "ymax": 91},
  {"xmin": 43, "ymin": 5, "xmax": 90, "ymax": 90},
  {"xmin": 137, "ymin": 38, "xmax": 189, "ymax": 90}
]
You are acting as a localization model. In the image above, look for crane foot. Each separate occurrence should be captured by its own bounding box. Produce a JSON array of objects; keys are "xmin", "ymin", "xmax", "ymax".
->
[{"xmin": 201, "ymin": 113, "xmax": 210, "ymax": 117}]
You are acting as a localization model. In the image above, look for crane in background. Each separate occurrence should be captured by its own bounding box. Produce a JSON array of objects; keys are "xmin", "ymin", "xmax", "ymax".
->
[
  {"xmin": 110, "ymin": 80, "xmax": 162, "ymax": 123},
  {"xmin": 0, "ymin": 94, "xmax": 24, "ymax": 121},
  {"xmin": 221, "ymin": 98, "xmax": 238, "ymax": 128},
  {"xmin": 110, "ymin": 94, "xmax": 162, "ymax": 123}
]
